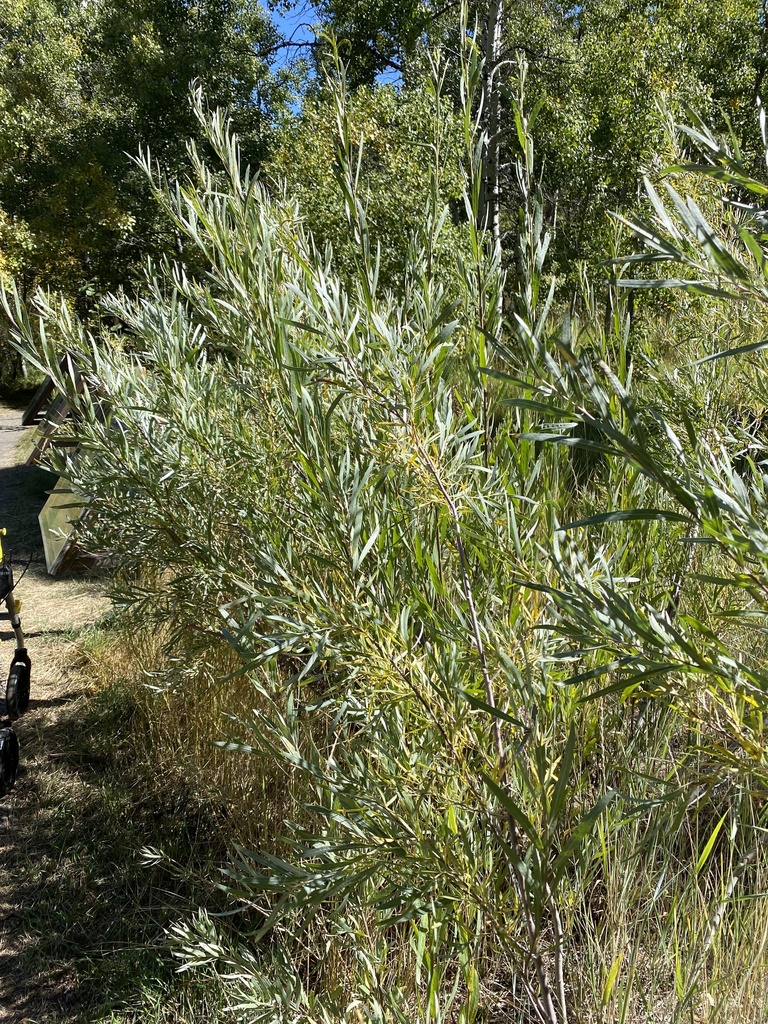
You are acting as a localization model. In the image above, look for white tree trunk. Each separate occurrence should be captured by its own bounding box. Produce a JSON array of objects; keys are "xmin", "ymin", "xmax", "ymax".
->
[{"xmin": 481, "ymin": 0, "xmax": 503, "ymax": 253}]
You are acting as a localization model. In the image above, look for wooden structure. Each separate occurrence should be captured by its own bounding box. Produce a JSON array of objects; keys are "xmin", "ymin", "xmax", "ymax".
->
[
  {"xmin": 22, "ymin": 358, "xmax": 82, "ymax": 469},
  {"xmin": 37, "ymin": 478, "xmax": 86, "ymax": 575},
  {"xmin": 22, "ymin": 363, "xmax": 90, "ymax": 576}
]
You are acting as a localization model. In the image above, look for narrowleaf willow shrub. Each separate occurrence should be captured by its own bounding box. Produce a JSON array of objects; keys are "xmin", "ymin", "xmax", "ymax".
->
[{"xmin": 5, "ymin": 52, "xmax": 768, "ymax": 1024}]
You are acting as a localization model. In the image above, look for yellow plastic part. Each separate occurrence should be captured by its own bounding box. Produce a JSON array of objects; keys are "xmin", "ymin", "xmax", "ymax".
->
[{"xmin": 0, "ymin": 527, "xmax": 5, "ymax": 563}]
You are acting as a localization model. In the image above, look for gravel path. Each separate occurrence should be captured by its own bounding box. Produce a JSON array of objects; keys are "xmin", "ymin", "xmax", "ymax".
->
[{"xmin": 0, "ymin": 399, "xmax": 110, "ymax": 1022}]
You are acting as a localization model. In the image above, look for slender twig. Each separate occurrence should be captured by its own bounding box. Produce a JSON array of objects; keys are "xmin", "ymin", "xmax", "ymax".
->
[
  {"xmin": 408, "ymin": 428, "xmax": 504, "ymax": 766},
  {"xmin": 406, "ymin": 420, "xmax": 563, "ymax": 1024}
]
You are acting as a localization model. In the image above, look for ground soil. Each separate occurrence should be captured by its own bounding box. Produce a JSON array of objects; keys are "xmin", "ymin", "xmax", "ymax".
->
[{"xmin": 0, "ymin": 398, "xmax": 110, "ymax": 1021}]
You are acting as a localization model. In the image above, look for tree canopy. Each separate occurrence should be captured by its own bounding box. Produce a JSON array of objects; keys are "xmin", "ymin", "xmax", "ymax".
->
[
  {"xmin": 1, "ymin": 0, "xmax": 768, "ymax": 317},
  {"xmin": 0, "ymin": 0, "xmax": 284, "ymax": 301}
]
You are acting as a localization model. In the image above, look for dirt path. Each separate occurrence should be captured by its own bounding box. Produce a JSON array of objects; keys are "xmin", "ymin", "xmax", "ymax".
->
[{"xmin": 0, "ymin": 400, "xmax": 110, "ymax": 1021}]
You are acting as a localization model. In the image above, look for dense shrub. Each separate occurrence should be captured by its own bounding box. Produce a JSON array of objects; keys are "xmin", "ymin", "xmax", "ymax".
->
[{"xmin": 6, "ymin": 46, "xmax": 768, "ymax": 1024}]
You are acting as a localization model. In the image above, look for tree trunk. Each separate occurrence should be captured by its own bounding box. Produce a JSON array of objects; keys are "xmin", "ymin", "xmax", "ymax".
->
[{"xmin": 481, "ymin": 0, "xmax": 503, "ymax": 253}]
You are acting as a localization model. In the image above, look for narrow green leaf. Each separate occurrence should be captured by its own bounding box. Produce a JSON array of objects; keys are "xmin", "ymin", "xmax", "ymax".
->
[
  {"xmin": 480, "ymin": 771, "xmax": 540, "ymax": 848},
  {"xmin": 552, "ymin": 791, "xmax": 618, "ymax": 885},
  {"xmin": 695, "ymin": 811, "xmax": 728, "ymax": 875},
  {"xmin": 559, "ymin": 509, "xmax": 690, "ymax": 531},
  {"xmin": 459, "ymin": 691, "xmax": 523, "ymax": 727},
  {"xmin": 689, "ymin": 338, "xmax": 768, "ymax": 365}
]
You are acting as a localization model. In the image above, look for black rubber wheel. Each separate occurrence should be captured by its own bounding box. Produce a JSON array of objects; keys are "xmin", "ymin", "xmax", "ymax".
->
[
  {"xmin": 0, "ymin": 729, "xmax": 19, "ymax": 793},
  {"xmin": 6, "ymin": 661, "xmax": 30, "ymax": 721}
]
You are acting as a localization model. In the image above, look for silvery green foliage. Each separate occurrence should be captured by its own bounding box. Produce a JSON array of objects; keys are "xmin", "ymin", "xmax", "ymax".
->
[
  {"xmin": 5, "ymin": 55, "xmax": 598, "ymax": 1023},
  {"xmin": 6, "ymin": 46, "xmax": 768, "ymax": 1024},
  {"xmin": 515, "ymin": 107, "xmax": 768, "ymax": 796}
]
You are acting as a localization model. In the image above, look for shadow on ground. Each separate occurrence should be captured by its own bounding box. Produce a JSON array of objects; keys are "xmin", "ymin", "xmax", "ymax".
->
[
  {"xmin": 0, "ymin": 458, "xmax": 110, "ymax": 645},
  {"xmin": 0, "ymin": 462, "xmax": 56, "ymax": 579},
  {"xmin": 0, "ymin": 680, "xmax": 234, "ymax": 1023}
]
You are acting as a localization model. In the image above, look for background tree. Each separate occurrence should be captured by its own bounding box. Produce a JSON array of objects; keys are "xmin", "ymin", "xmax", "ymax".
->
[
  {"xmin": 526, "ymin": 0, "xmax": 768, "ymax": 278},
  {"xmin": 0, "ymin": 0, "xmax": 286, "ymax": 305},
  {"xmin": 306, "ymin": 0, "xmax": 768, "ymax": 288},
  {"xmin": 267, "ymin": 76, "xmax": 467, "ymax": 288}
]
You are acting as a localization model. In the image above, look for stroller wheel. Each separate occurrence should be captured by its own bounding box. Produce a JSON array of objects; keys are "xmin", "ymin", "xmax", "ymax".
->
[
  {"xmin": 0, "ymin": 729, "xmax": 19, "ymax": 793},
  {"xmin": 6, "ymin": 660, "xmax": 30, "ymax": 721}
]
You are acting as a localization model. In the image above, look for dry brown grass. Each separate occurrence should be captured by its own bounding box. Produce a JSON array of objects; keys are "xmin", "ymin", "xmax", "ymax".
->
[
  {"xmin": 0, "ymin": 628, "xmax": 235, "ymax": 1024},
  {"xmin": 80, "ymin": 623, "xmax": 298, "ymax": 855}
]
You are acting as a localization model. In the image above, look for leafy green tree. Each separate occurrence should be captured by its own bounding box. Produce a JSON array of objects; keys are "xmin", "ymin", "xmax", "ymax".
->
[
  {"xmin": 0, "ymin": 0, "xmax": 284, "ymax": 303},
  {"xmin": 307, "ymin": 0, "xmax": 768, "ymax": 286},
  {"xmin": 267, "ymin": 74, "xmax": 467, "ymax": 289},
  {"xmin": 528, "ymin": 0, "xmax": 768, "ymax": 275},
  {"xmin": 314, "ymin": 0, "xmax": 431, "ymax": 85}
]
